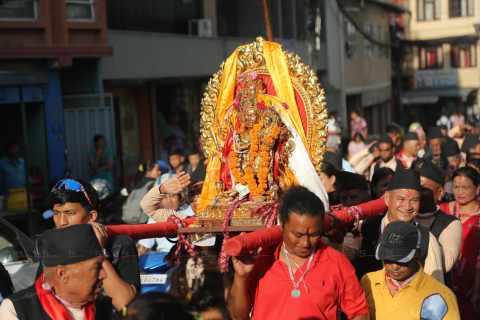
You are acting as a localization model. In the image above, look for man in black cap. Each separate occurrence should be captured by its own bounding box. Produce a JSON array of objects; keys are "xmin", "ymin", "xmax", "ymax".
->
[
  {"xmin": 427, "ymin": 127, "xmax": 445, "ymax": 156},
  {"xmin": 327, "ymin": 171, "xmax": 368, "ymax": 261},
  {"xmin": 386, "ymin": 123, "xmax": 403, "ymax": 154},
  {"xmin": 360, "ymin": 221, "xmax": 460, "ymax": 319},
  {"xmin": 339, "ymin": 171, "xmax": 370, "ymax": 207},
  {"xmin": 442, "ymin": 138, "xmax": 462, "ymax": 199},
  {"xmin": 0, "ymin": 224, "xmax": 108, "ymax": 319},
  {"xmin": 43, "ymin": 178, "xmax": 140, "ymax": 312},
  {"xmin": 355, "ymin": 170, "xmax": 444, "ymax": 283},
  {"xmin": 412, "ymin": 159, "xmax": 462, "ymax": 283},
  {"xmin": 395, "ymin": 132, "xmax": 419, "ymax": 169},
  {"xmin": 369, "ymin": 134, "xmax": 405, "ymax": 180}
]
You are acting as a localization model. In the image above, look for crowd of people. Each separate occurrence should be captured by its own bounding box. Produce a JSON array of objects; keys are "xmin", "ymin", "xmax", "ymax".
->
[{"xmin": 0, "ymin": 108, "xmax": 479, "ymax": 319}]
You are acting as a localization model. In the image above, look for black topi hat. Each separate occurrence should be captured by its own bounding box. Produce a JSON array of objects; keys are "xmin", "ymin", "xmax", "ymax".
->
[
  {"xmin": 387, "ymin": 170, "xmax": 421, "ymax": 192},
  {"xmin": 42, "ymin": 224, "xmax": 103, "ymax": 267},
  {"xmin": 442, "ymin": 137, "xmax": 460, "ymax": 157},
  {"xmin": 403, "ymin": 132, "xmax": 419, "ymax": 142},
  {"xmin": 427, "ymin": 127, "xmax": 443, "ymax": 141},
  {"xmin": 412, "ymin": 158, "xmax": 445, "ymax": 186},
  {"xmin": 375, "ymin": 221, "xmax": 421, "ymax": 263},
  {"xmin": 339, "ymin": 171, "xmax": 368, "ymax": 191}
]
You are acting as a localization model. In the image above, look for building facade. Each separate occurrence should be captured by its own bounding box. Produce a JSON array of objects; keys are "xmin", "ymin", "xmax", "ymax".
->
[
  {"xmin": 101, "ymin": 0, "xmax": 404, "ymax": 185},
  {"xmin": 0, "ymin": 0, "xmax": 113, "ymax": 194},
  {"xmin": 401, "ymin": 0, "xmax": 479, "ymax": 128}
]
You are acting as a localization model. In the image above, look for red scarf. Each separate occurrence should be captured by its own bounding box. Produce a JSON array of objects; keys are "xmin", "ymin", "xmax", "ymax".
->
[
  {"xmin": 35, "ymin": 274, "xmax": 96, "ymax": 320},
  {"xmin": 395, "ymin": 148, "xmax": 416, "ymax": 169}
]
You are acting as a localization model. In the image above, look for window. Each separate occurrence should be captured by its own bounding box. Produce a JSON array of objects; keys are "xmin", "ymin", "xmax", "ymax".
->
[
  {"xmin": 384, "ymin": 31, "xmax": 390, "ymax": 58},
  {"xmin": 449, "ymin": 0, "xmax": 474, "ymax": 17},
  {"xmin": 345, "ymin": 21, "xmax": 356, "ymax": 59},
  {"xmin": 378, "ymin": 26, "xmax": 390, "ymax": 58},
  {"xmin": 364, "ymin": 22, "xmax": 374, "ymax": 59},
  {"xmin": 0, "ymin": 0, "xmax": 36, "ymax": 20},
  {"xmin": 419, "ymin": 46, "xmax": 443, "ymax": 69},
  {"xmin": 451, "ymin": 44, "xmax": 477, "ymax": 67},
  {"xmin": 417, "ymin": 0, "xmax": 441, "ymax": 21},
  {"xmin": 66, "ymin": 0, "xmax": 94, "ymax": 21}
]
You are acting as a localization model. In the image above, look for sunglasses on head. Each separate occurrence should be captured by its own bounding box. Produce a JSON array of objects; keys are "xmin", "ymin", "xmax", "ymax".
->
[{"xmin": 52, "ymin": 179, "xmax": 92, "ymax": 206}]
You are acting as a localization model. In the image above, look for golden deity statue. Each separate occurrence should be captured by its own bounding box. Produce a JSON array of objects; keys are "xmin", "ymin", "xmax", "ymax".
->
[{"xmin": 195, "ymin": 37, "xmax": 329, "ymax": 226}]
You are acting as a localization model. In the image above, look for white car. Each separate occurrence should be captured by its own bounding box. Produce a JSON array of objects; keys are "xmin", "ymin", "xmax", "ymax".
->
[{"xmin": 0, "ymin": 217, "xmax": 40, "ymax": 292}]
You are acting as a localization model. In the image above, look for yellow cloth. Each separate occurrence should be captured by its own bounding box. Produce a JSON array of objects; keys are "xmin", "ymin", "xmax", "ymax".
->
[
  {"xmin": 197, "ymin": 40, "xmax": 308, "ymax": 212},
  {"xmin": 263, "ymin": 41, "xmax": 307, "ymax": 147},
  {"xmin": 360, "ymin": 266, "xmax": 460, "ymax": 320}
]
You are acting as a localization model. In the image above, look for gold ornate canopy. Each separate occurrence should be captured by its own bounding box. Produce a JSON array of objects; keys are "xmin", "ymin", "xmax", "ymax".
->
[{"xmin": 197, "ymin": 37, "xmax": 328, "ymax": 214}]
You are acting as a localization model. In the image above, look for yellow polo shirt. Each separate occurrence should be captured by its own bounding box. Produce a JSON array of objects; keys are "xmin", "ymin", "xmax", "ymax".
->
[{"xmin": 360, "ymin": 266, "xmax": 460, "ymax": 320}]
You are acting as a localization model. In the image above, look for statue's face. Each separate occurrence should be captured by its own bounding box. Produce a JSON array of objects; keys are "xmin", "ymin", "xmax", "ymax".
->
[
  {"xmin": 215, "ymin": 181, "xmax": 225, "ymax": 192},
  {"xmin": 240, "ymin": 98, "xmax": 259, "ymax": 128},
  {"xmin": 244, "ymin": 108, "xmax": 258, "ymax": 128},
  {"xmin": 264, "ymin": 116, "xmax": 272, "ymax": 126},
  {"xmin": 247, "ymin": 85, "xmax": 257, "ymax": 97}
]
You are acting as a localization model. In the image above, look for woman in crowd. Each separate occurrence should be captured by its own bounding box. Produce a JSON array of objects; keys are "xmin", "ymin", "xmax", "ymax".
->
[
  {"xmin": 347, "ymin": 132, "xmax": 366, "ymax": 160},
  {"xmin": 369, "ymin": 167, "xmax": 394, "ymax": 200},
  {"xmin": 121, "ymin": 160, "xmax": 162, "ymax": 224},
  {"xmin": 89, "ymin": 134, "xmax": 115, "ymax": 188},
  {"xmin": 439, "ymin": 167, "xmax": 480, "ymax": 319},
  {"xmin": 319, "ymin": 161, "xmax": 340, "ymax": 206}
]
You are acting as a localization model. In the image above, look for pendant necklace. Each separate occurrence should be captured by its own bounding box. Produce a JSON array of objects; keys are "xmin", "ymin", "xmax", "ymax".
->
[{"xmin": 282, "ymin": 242, "xmax": 315, "ymax": 299}]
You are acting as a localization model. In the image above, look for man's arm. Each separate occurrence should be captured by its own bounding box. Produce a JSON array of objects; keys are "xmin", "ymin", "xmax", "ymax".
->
[
  {"xmin": 140, "ymin": 173, "xmax": 190, "ymax": 222},
  {"xmin": 140, "ymin": 185, "xmax": 187, "ymax": 222},
  {"xmin": 424, "ymin": 233, "xmax": 445, "ymax": 284},
  {"xmin": 227, "ymin": 254, "xmax": 256, "ymax": 320},
  {"xmin": 437, "ymin": 219, "xmax": 462, "ymax": 273},
  {"xmin": 339, "ymin": 255, "xmax": 369, "ymax": 319},
  {"xmin": 90, "ymin": 223, "xmax": 138, "ymax": 310},
  {"xmin": 101, "ymin": 260, "xmax": 137, "ymax": 310},
  {"xmin": 351, "ymin": 315, "xmax": 367, "ymax": 320}
]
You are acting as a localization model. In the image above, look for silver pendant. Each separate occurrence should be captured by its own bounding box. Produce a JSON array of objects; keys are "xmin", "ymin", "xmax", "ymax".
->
[{"xmin": 291, "ymin": 289, "xmax": 300, "ymax": 298}]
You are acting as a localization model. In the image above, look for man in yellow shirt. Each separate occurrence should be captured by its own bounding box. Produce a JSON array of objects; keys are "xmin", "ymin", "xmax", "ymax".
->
[{"xmin": 360, "ymin": 221, "xmax": 460, "ymax": 320}]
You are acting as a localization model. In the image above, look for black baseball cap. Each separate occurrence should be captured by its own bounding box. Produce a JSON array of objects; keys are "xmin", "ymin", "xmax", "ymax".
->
[{"xmin": 375, "ymin": 221, "xmax": 421, "ymax": 263}]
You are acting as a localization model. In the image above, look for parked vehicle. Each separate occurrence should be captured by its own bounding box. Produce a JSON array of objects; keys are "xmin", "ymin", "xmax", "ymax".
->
[
  {"xmin": 0, "ymin": 217, "xmax": 40, "ymax": 292},
  {"xmin": 139, "ymin": 251, "xmax": 175, "ymax": 294}
]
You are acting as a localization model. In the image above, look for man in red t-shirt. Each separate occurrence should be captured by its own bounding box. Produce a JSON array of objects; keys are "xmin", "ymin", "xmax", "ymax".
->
[{"xmin": 227, "ymin": 186, "xmax": 368, "ymax": 320}]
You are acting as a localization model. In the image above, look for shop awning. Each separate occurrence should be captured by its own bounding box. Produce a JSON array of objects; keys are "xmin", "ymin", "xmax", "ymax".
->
[{"xmin": 401, "ymin": 88, "xmax": 477, "ymax": 104}]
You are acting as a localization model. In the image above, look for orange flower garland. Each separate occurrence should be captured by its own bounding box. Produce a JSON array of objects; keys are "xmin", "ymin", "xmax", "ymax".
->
[{"xmin": 228, "ymin": 116, "xmax": 282, "ymax": 197}]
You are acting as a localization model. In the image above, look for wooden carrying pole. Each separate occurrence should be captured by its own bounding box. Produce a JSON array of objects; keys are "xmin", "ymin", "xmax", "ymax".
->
[{"xmin": 262, "ymin": 0, "xmax": 274, "ymax": 41}]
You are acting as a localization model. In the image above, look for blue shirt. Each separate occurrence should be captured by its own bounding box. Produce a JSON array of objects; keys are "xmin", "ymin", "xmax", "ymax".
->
[{"xmin": 0, "ymin": 157, "xmax": 25, "ymax": 196}]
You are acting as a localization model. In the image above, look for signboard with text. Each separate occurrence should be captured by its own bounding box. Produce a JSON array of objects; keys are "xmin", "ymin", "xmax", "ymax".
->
[{"xmin": 416, "ymin": 69, "xmax": 457, "ymax": 89}]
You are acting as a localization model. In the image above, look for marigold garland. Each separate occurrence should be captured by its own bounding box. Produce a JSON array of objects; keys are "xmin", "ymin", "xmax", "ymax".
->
[{"xmin": 228, "ymin": 115, "xmax": 281, "ymax": 197}]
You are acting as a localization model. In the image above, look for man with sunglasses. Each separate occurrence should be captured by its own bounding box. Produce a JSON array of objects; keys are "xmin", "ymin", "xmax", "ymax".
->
[{"xmin": 37, "ymin": 178, "xmax": 140, "ymax": 314}]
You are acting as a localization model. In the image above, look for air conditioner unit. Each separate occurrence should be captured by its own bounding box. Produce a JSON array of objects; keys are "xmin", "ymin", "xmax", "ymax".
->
[{"xmin": 188, "ymin": 19, "xmax": 212, "ymax": 37}]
